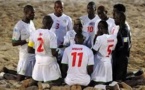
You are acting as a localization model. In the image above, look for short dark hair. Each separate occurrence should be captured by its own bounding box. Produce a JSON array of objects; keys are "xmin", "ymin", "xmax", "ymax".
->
[
  {"xmin": 87, "ymin": 1, "xmax": 96, "ymax": 8},
  {"xmin": 113, "ymin": 4, "xmax": 126, "ymax": 12},
  {"xmin": 54, "ymin": 0, "xmax": 63, "ymax": 5},
  {"xmin": 43, "ymin": 15, "xmax": 53, "ymax": 25},
  {"xmin": 97, "ymin": 5, "xmax": 107, "ymax": 12},
  {"xmin": 99, "ymin": 20, "xmax": 108, "ymax": 29},
  {"xmin": 23, "ymin": 5, "xmax": 33, "ymax": 13}
]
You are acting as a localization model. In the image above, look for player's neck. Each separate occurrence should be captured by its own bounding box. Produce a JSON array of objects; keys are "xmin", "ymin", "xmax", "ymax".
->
[
  {"xmin": 102, "ymin": 16, "xmax": 108, "ymax": 21},
  {"xmin": 42, "ymin": 26, "xmax": 50, "ymax": 30},
  {"xmin": 22, "ymin": 17, "xmax": 30, "ymax": 23},
  {"xmin": 54, "ymin": 13, "xmax": 62, "ymax": 17},
  {"xmin": 88, "ymin": 14, "xmax": 95, "ymax": 19},
  {"xmin": 119, "ymin": 23, "xmax": 126, "ymax": 29}
]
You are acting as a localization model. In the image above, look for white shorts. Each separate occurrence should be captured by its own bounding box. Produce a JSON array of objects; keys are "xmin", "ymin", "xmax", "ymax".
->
[
  {"xmin": 65, "ymin": 74, "xmax": 90, "ymax": 86},
  {"xmin": 17, "ymin": 52, "xmax": 28, "ymax": 75},
  {"xmin": 32, "ymin": 55, "xmax": 61, "ymax": 82},
  {"xmin": 91, "ymin": 57, "xmax": 112, "ymax": 82}
]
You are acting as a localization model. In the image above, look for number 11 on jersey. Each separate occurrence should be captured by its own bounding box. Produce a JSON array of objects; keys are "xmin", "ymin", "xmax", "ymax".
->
[{"xmin": 71, "ymin": 52, "xmax": 83, "ymax": 67}]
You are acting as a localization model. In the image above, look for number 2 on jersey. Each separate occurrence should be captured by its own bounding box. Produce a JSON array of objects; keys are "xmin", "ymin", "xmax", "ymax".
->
[
  {"xmin": 37, "ymin": 37, "xmax": 44, "ymax": 52},
  {"xmin": 106, "ymin": 44, "xmax": 114, "ymax": 57},
  {"xmin": 71, "ymin": 52, "xmax": 83, "ymax": 67}
]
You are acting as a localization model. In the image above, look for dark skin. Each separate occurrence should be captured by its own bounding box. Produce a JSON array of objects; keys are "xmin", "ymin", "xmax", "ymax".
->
[
  {"xmin": 87, "ymin": 3, "xmax": 96, "ymax": 19},
  {"xmin": 73, "ymin": 20, "xmax": 83, "ymax": 34},
  {"xmin": 54, "ymin": 1, "xmax": 63, "ymax": 17},
  {"xmin": 113, "ymin": 8, "xmax": 118, "ymax": 19},
  {"xmin": 61, "ymin": 34, "xmax": 93, "ymax": 79},
  {"xmin": 97, "ymin": 7, "xmax": 108, "ymax": 21},
  {"xmin": 12, "ymin": 8, "xmax": 35, "ymax": 46}
]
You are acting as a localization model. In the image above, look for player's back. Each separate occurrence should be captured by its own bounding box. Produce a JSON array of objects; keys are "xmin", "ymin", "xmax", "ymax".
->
[
  {"xmin": 32, "ymin": 29, "xmax": 56, "ymax": 57},
  {"xmin": 65, "ymin": 44, "xmax": 94, "ymax": 76},
  {"xmin": 97, "ymin": 34, "xmax": 117, "ymax": 58}
]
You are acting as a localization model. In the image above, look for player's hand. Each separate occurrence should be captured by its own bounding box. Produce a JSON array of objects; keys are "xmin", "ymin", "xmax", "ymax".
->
[{"xmin": 58, "ymin": 45, "xmax": 64, "ymax": 48}]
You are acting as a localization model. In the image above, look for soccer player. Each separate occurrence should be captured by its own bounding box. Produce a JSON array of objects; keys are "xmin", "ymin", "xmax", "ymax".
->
[
  {"xmin": 28, "ymin": 15, "xmax": 61, "ymax": 84},
  {"xmin": 48, "ymin": 0, "xmax": 73, "ymax": 62},
  {"xmin": 80, "ymin": 1, "xmax": 100, "ymax": 47},
  {"xmin": 96, "ymin": 6, "xmax": 116, "ymax": 35},
  {"xmin": 113, "ymin": 3, "xmax": 132, "ymax": 57},
  {"xmin": 48, "ymin": 0, "xmax": 73, "ymax": 47},
  {"xmin": 11, "ymin": 5, "xmax": 36, "ymax": 81},
  {"xmin": 112, "ymin": 11, "xmax": 131, "ymax": 81},
  {"xmin": 113, "ymin": 4, "xmax": 131, "ymax": 32},
  {"xmin": 91, "ymin": 21, "xmax": 117, "ymax": 85},
  {"xmin": 61, "ymin": 33, "xmax": 94, "ymax": 86},
  {"xmin": 63, "ymin": 18, "xmax": 91, "ymax": 48}
]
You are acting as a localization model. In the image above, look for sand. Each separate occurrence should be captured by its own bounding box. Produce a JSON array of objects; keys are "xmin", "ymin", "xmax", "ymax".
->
[{"xmin": 0, "ymin": 0, "xmax": 145, "ymax": 89}]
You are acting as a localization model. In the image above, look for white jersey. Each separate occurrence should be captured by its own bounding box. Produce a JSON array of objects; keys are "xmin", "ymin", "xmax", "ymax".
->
[
  {"xmin": 93, "ymin": 34, "xmax": 117, "ymax": 59},
  {"xmin": 63, "ymin": 30, "xmax": 91, "ymax": 47},
  {"xmin": 80, "ymin": 15, "xmax": 100, "ymax": 47},
  {"xmin": 29, "ymin": 29, "xmax": 57, "ymax": 57},
  {"xmin": 95, "ymin": 18, "xmax": 116, "ymax": 35},
  {"xmin": 92, "ymin": 34, "xmax": 117, "ymax": 82},
  {"xmin": 12, "ymin": 20, "xmax": 35, "ymax": 53},
  {"xmin": 62, "ymin": 44, "xmax": 94, "ymax": 78},
  {"xmin": 49, "ymin": 13, "xmax": 73, "ymax": 46},
  {"xmin": 12, "ymin": 20, "xmax": 35, "ymax": 75},
  {"xmin": 29, "ymin": 29, "xmax": 61, "ymax": 82}
]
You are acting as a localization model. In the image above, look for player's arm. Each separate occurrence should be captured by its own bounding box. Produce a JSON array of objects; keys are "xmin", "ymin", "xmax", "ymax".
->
[
  {"xmin": 87, "ymin": 49, "xmax": 94, "ymax": 75},
  {"xmin": 12, "ymin": 28, "xmax": 27, "ymax": 46},
  {"xmin": 63, "ymin": 32, "xmax": 71, "ymax": 47},
  {"xmin": 92, "ymin": 37, "xmax": 101, "ymax": 54},
  {"xmin": 50, "ymin": 32, "xmax": 59, "ymax": 57},
  {"xmin": 27, "ymin": 35, "xmax": 35, "ymax": 54},
  {"xmin": 61, "ymin": 49, "xmax": 68, "ymax": 78}
]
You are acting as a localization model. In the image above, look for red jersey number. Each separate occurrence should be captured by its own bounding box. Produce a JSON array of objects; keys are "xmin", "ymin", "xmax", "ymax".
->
[
  {"xmin": 87, "ymin": 26, "xmax": 93, "ymax": 32},
  {"xmin": 37, "ymin": 37, "xmax": 44, "ymax": 52},
  {"xmin": 71, "ymin": 52, "xmax": 83, "ymax": 67},
  {"xmin": 106, "ymin": 44, "xmax": 114, "ymax": 57}
]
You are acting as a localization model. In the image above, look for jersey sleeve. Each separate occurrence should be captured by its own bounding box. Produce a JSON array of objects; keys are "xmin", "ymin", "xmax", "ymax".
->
[
  {"xmin": 87, "ymin": 49, "xmax": 94, "ymax": 65},
  {"xmin": 67, "ymin": 16, "xmax": 73, "ymax": 31},
  {"xmin": 12, "ymin": 25, "xmax": 20, "ymax": 41},
  {"xmin": 61, "ymin": 49, "xmax": 68, "ymax": 64},
  {"xmin": 92, "ymin": 37, "xmax": 101, "ymax": 51},
  {"xmin": 50, "ymin": 32, "xmax": 57, "ymax": 49}
]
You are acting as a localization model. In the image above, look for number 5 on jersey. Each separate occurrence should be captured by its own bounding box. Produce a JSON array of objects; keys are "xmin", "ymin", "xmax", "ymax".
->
[
  {"xmin": 71, "ymin": 52, "xmax": 83, "ymax": 67},
  {"xmin": 106, "ymin": 44, "xmax": 114, "ymax": 57}
]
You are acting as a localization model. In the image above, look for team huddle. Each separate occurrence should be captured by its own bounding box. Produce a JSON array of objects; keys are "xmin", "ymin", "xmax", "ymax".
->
[{"xmin": 0, "ymin": 0, "xmax": 131, "ymax": 89}]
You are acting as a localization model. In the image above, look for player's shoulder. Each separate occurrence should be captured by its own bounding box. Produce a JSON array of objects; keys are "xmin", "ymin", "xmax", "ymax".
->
[
  {"xmin": 107, "ymin": 18, "xmax": 115, "ymax": 23},
  {"xmin": 82, "ymin": 45, "xmax": 92, "ymax": 52},
  {"xmin": 80, "ymin": 15, "xmax": 88, "ymax": 20},
  {"xmin": 14, "ymin": 20, "xmax": 24, "ymax": 27},
  {"xmin": 62, "ymin": 14, "xmax": 71, "ymax": 19},
  {"xmin": 67, "ymin": 30, "xmax": 75, "ymax": 34},
  {"xmin": 48, "ymin": 13, "xmax": 54, "ymax": 17}
]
